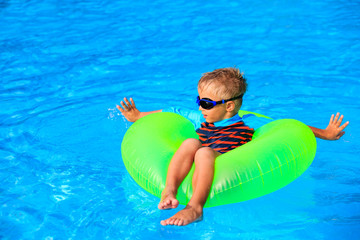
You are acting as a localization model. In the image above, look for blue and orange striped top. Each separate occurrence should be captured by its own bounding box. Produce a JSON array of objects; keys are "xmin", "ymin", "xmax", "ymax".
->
[{"xmin": 196, "ymin": 120, "xmax": 254, "ymax": 153}]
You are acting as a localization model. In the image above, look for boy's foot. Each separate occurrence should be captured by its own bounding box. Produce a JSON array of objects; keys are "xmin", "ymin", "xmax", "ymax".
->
[
  {"xmin": 158, "ymin": 188, "xmax": 179, "ymax": 210},
  {"xmin": 160, "ymin": 204, "xmax": 203, "ymax": 226}
]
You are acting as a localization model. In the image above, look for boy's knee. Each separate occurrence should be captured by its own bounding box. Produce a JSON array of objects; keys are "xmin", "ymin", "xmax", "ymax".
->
[
  {"xmin": 182, "ymin": 138, "xmax": 202, "ymax": 149},
  {"xmin": 194, "ymin": 147, "xmax": 216, "ymax": 164}
]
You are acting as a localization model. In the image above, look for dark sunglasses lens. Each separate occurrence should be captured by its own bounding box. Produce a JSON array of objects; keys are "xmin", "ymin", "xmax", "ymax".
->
[{"xmin": 200, "ymin": 100, "xmax": 214, "ymax": 109}]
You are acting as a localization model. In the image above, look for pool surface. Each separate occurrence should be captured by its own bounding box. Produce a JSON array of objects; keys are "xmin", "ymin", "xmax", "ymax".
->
[{"xmin": 1, "ymin": 0, "xmax": 359, "ymax": 239}]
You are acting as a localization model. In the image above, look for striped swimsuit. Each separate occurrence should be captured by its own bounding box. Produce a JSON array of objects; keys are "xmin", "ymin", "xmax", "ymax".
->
[{"xmin": 196, "ymin": 120, "xmax": 254, "ymax": 154}]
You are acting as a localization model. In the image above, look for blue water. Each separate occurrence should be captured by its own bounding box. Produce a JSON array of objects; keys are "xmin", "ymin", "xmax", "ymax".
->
[{"xmin": 1, "ymin": 0, "xmax": 359, "ymax": 239}]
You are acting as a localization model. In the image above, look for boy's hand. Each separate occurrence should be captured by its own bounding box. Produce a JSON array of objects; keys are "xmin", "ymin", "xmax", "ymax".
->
[
  {"xmin": 117, "ymin": 97, "xmax": 141, "ymax": 122},
  {"xmin": 323, "ymin": 113, "xmax": 349, "ymax": 140}
]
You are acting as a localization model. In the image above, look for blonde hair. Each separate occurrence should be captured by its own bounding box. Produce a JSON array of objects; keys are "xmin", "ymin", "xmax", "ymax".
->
[{"xmin": 198, "ymin": 67, "xmax": 247, "ymax": 109}]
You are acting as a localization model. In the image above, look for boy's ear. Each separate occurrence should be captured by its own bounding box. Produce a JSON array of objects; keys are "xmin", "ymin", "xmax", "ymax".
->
[{"xmin": 226, "ymin": 101, "xmax": 235, "ymax": 112}]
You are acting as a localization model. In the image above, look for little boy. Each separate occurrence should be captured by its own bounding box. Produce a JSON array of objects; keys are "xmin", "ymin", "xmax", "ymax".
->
[{"xmin": 117, "ymin": 67, "xmax": 349, "ymax": 226}]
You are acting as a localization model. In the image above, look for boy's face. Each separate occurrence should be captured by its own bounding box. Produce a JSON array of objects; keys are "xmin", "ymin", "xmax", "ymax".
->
[{"xmin": 198, "ymin": 86, "xmax": 232, "ymax": 123}]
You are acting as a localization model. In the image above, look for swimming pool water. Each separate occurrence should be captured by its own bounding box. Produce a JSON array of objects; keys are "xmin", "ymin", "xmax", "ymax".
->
[{"xmin": 1, "ymin": 0, "xmax": 359, "ymax": 239}]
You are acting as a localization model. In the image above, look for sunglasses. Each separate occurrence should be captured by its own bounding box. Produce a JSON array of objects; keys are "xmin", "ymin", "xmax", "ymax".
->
[{"xmin": 196, "ymin": 94, "xmax": 243, "ymax": 110}]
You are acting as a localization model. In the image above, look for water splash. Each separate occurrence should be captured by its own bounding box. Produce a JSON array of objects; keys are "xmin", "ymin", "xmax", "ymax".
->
[
  {"xmin": 107, "ymin": 107, "xmax": 120, "ymax": 120},
  {"xmin": 107, "ymin": 107, "xmax": 131, "ymax": 129}
]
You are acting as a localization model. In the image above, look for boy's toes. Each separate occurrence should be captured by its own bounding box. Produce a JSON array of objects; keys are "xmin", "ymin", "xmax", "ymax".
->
[
  {"xmin": 169, "ymin": 218, "xmax": 176, "ymax": 225},
  {"xmin": 158, "ymin": 197, "xmax": 179, "ymax": 210},
  {"xmin": 173, "ymin": 218, "xmax": 180, "ymax": 226},
  {"xmin": 166, "ymin": 199, "xmax": 173, "ymax": 207},
  {"xmin": 160, "ymin": 219, "xmax": 169, "ymax": 226},
  {"xmin": 176, "ymin": 218, "xmax": 184, "ymax": 226},
  {"xmin": 160, "ymin": 200, "xmax": 168, "ymax": 208}
]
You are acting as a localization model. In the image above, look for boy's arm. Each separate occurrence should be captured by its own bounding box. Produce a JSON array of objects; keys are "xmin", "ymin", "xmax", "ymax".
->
[
  {"xmin": 308, "ymin": 112, "xmax": 349, "ymax": 140},
  {"xmin": 116, "ymin": 97, "xmax": 161, "ymax": 122}
]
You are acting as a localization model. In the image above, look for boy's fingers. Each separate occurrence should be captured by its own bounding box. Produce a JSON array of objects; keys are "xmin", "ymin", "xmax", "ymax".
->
[
  {"xmin": 329, "ymin": 114, "xmax": 334, "ymax": 124},
  {"xmin": 130, "ymin": 98, "xmax": 136, "ymax": 108},
  {"xmin": 116, "ymin": 105, "xmax": 124, "ymax": 112},
  {"xmin": 336, "ymin": 115, "xmax": 344, "ymax": 127},
  {"xmin": 124, "ymin": 97, "xmax": 132, "ymax": 109},
  {"xmin": 120, "ymin": 101, "xmax": 129, "ymax": 110},
  {"xmin": 334, "ymin": 112, "xmax": 340, "ymax": 123},
  {"xmin": 339, "ymin": 121, "xmax": 349, "ymax": 131}
]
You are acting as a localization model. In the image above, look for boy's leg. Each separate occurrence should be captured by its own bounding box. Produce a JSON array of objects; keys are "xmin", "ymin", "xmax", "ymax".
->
[
  {"xmin": 160, "ymin": 147, "xmax": 220, "ymax": 226},
  {"xmin": 158, "ymin": 138, "xmax": 202, "ymax": 210}
]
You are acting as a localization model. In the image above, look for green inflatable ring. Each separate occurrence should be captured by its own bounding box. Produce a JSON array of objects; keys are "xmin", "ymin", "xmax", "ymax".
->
[{"xmin": 121, "ymin": 111, "xmax": 316, "ymax": 207}]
